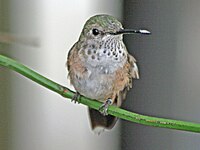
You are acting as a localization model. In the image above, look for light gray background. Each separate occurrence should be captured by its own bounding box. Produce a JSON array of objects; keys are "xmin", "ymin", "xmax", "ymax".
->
[{"xmin": 0, "ymin": 0, "xmax": 122, "ymax": 150}]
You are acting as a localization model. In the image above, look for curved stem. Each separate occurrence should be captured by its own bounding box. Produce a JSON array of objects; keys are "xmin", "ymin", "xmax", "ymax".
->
[{"xmin": 1, "ymin": 54, "xmax": 200, "ymax": 133}]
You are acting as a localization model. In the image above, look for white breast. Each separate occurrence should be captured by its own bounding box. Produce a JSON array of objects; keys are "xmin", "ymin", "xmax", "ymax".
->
[
  {"xmin": 72, "ymin": 67, "xmax": 114, "ymax": 101},
  {"xmin": 74, "ymin": 36, "xmax": 128, "ymax": 100}
]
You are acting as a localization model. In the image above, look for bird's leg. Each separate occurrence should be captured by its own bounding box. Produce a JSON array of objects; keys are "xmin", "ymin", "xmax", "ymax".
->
[
  {"xmin": 71, "ymin": 92, "xmax": 80, "ymax": 104},
  {"xmin": 98, "ymin": 98, "xmax": 112, "ymax": 116}
]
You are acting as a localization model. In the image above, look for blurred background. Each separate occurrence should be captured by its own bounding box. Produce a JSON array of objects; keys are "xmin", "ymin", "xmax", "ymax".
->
[{"xmin": 1, "ymin": 0, "xmax": 200, "ymax": 150}]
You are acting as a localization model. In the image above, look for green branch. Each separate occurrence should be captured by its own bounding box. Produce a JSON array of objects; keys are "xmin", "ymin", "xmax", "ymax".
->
[{"xmin": 1, "ymin": 54, "xmax": 200, "ymax": 133}]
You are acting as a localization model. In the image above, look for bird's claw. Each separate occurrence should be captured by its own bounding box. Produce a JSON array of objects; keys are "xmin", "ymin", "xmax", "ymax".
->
[
  {"xmin": 98, "ymin": 99, "xmax": 112, "ymax": 116},
  {"xmin": 71, "ymin": 92, "xmax": 80, "ymax": 104}
]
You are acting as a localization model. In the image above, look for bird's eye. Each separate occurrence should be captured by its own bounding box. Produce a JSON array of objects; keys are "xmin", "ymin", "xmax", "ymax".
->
[{"xmin": 92, "ymin": 28, "xmax": 100, "ymax": 36}]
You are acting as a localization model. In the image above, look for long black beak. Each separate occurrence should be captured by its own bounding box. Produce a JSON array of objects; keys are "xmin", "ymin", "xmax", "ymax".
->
[{"xmin": 111, "ymin": 29, "xmax": 151, "ymax": 35}]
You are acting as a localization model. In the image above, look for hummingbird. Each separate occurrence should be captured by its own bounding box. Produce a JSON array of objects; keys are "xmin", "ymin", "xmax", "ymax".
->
[{"xmin": 66, "ymin": 14, "xmax": 150, "ymax": 134}]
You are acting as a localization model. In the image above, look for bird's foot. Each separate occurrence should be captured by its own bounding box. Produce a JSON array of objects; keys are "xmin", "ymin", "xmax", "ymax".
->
[
  {"xmin": 71, "ymin": 92, "xmax": 80, "ymax": 104},
  {"xmin": 98, "ymin": 98, "xmax": 112, "ymax": 116}
]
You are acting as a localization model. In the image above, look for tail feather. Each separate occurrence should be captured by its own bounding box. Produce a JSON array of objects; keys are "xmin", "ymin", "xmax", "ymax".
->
[
  {"xmin": 88, "ymin": 89, "xmax": 128, "ymax": 133},
  {"xmin": 88, "ymin": 108, "xmax": 118, "ymax": 133}
]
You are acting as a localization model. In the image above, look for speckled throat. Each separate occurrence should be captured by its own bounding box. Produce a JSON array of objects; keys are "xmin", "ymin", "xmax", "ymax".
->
[{"xmin": 79, "ymin": 35, "xmax": 128, "ymax": 74}]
